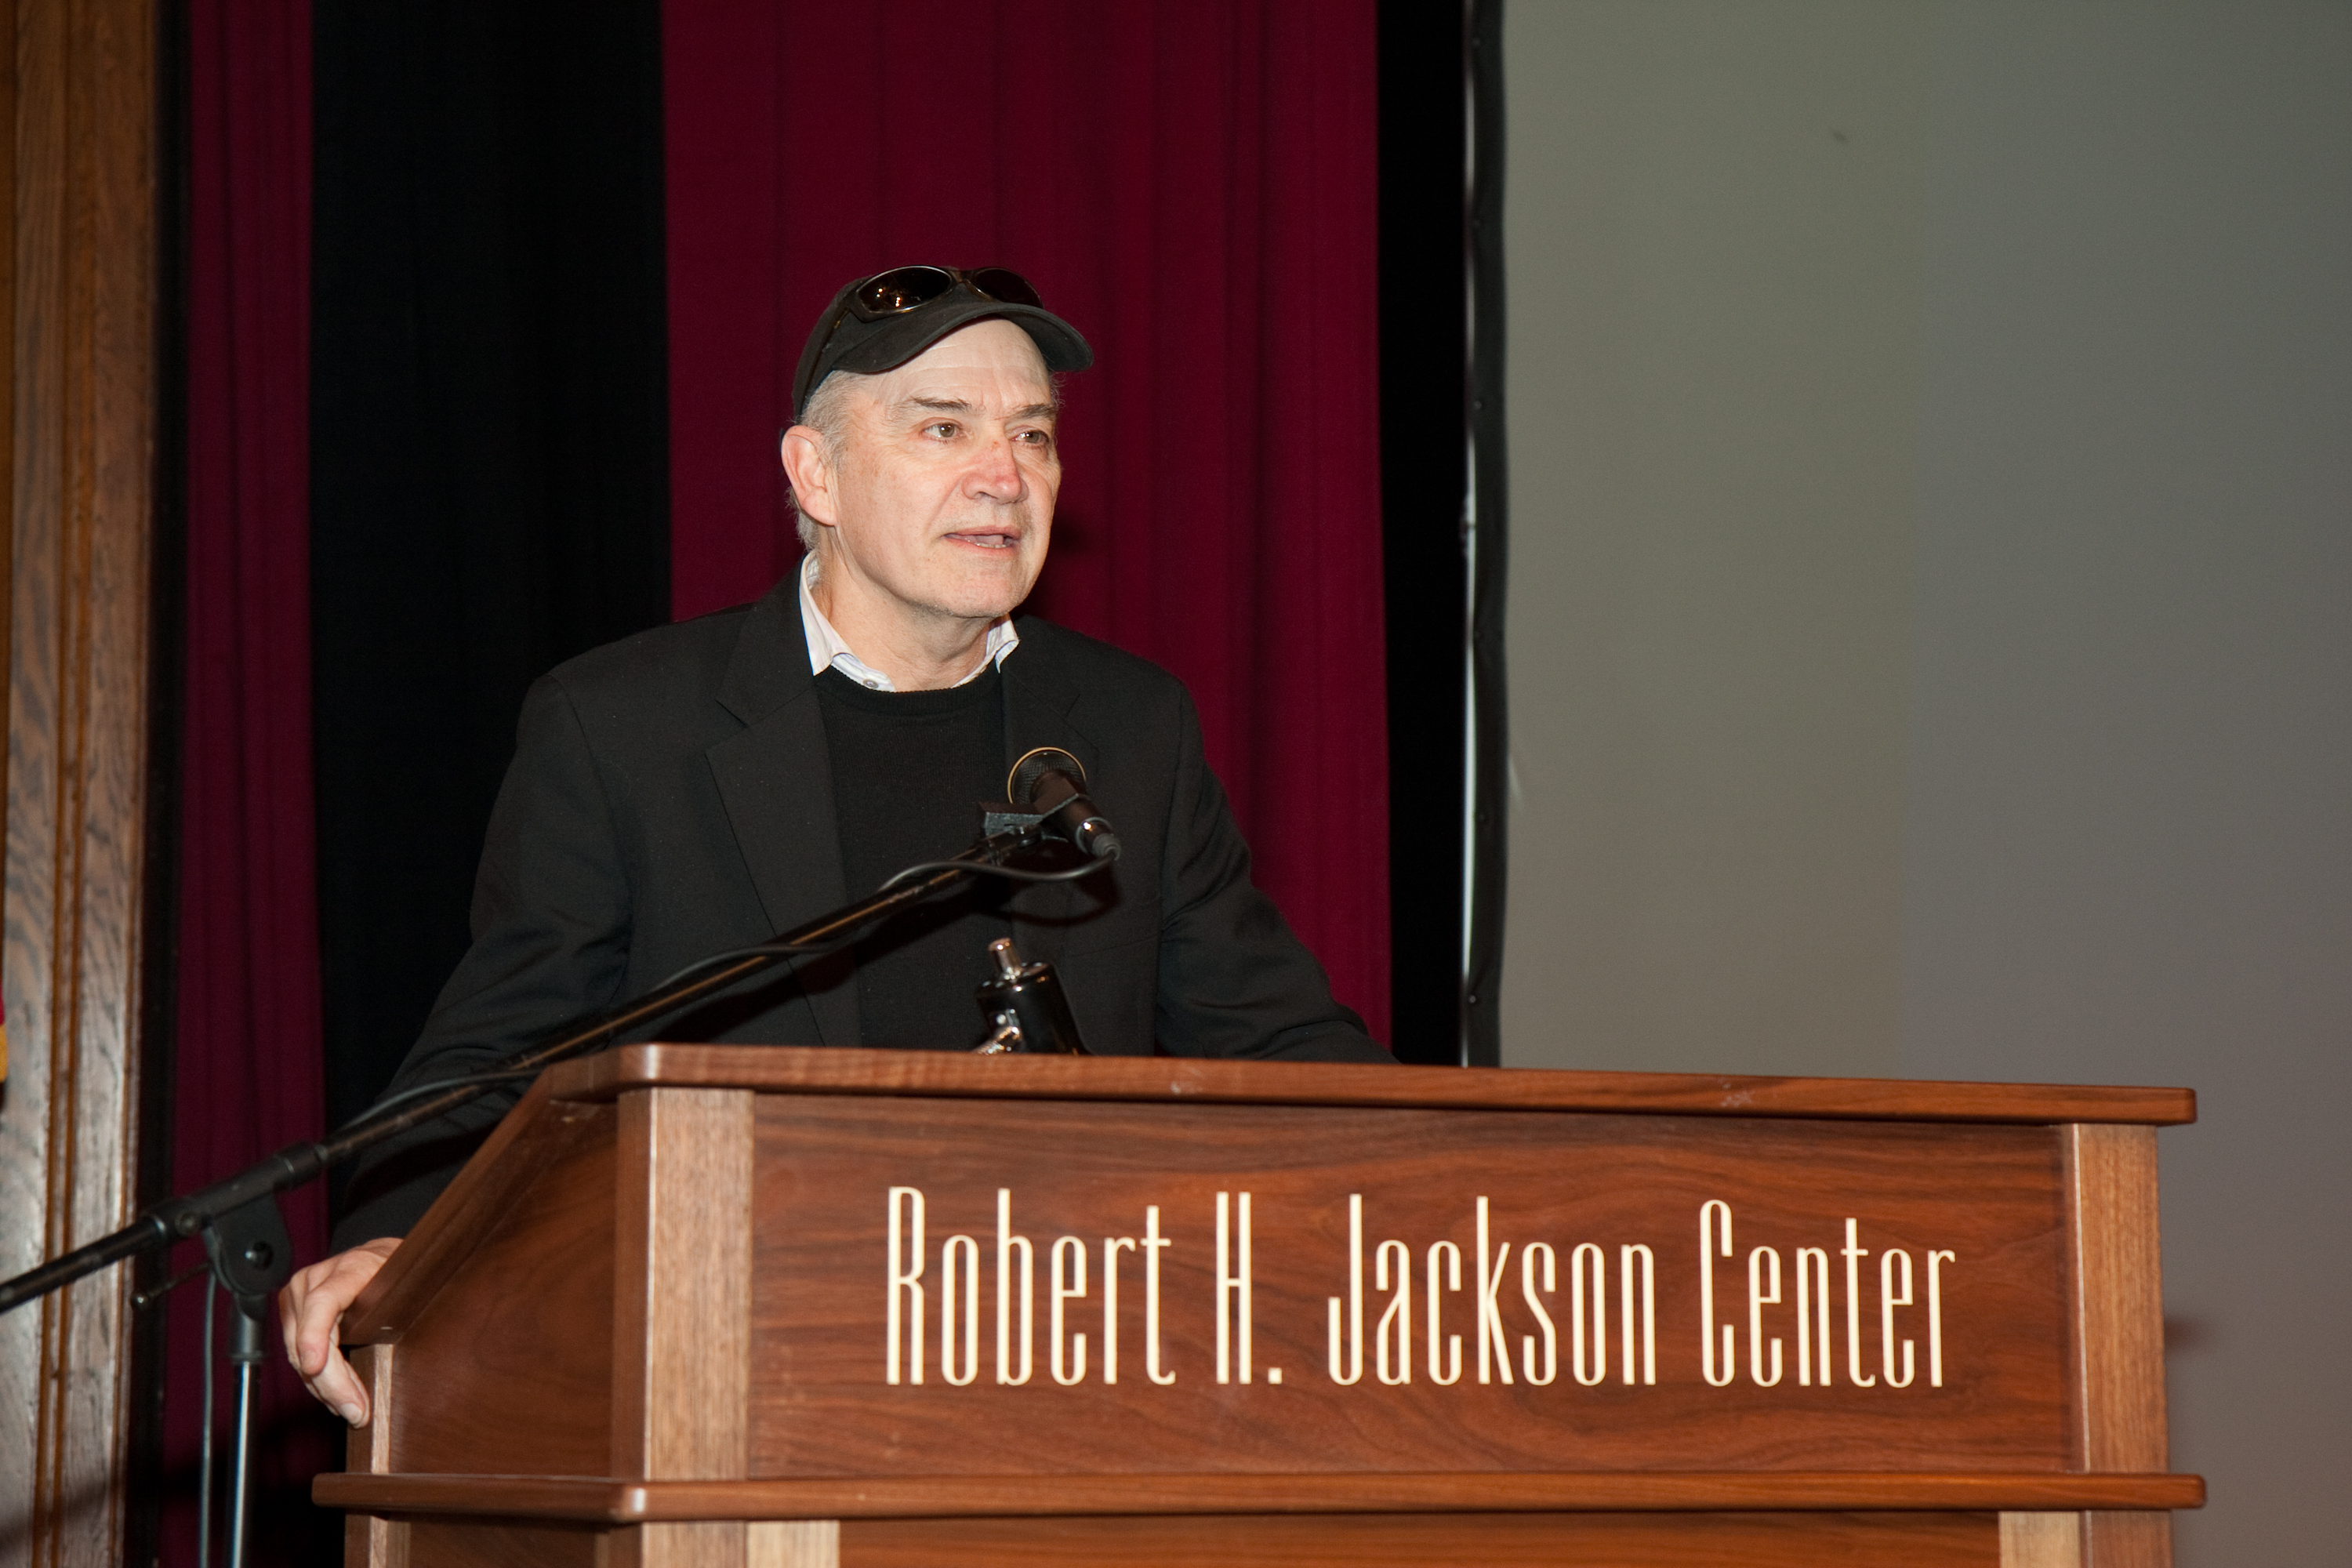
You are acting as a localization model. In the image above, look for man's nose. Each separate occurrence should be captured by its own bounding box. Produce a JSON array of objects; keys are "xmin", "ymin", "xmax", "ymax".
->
[{"xmin": 968, "ymin": 436, "xmax": 1025, "ymax": 500}]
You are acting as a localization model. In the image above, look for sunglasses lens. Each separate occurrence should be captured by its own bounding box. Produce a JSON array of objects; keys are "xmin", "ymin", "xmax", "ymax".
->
[
  {"xmin": 968, "ymin": 267, "xmax": 1044, "ymax": 307},
  {"xmin": 855, "ymin": 266, "xmax": 957, "ymax": 314}
]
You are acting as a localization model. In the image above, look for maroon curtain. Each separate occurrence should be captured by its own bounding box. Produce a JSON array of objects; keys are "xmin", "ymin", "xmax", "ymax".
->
[
  {"xmin": 169, "ymin": 2, "xmax": 333, "ymax": 1559},
  {"xmin": 663, "ymin": 1, "xmax": 1393, "ymax": 1038}
]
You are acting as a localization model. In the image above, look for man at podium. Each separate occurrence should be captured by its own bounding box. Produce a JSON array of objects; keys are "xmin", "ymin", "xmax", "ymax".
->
[{"xmin": 281, "ymin": 265, "xmax": 1388, "ymax": 1426}]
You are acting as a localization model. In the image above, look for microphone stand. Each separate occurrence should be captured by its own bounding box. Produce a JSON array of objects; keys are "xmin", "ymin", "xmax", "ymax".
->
[{"xmin": 0, "ymin": 813, "xmax": 1091, "ymax": 1566}]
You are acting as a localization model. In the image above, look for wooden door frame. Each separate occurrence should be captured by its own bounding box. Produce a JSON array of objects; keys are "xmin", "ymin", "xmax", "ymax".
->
[{"xmin": 0, "ymin": 0, "xmax": 163, "ymax": 1563}]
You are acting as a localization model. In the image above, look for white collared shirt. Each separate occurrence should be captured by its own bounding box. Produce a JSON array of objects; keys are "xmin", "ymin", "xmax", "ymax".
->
[{"xmin": 797, "ymin": 553, "xmax": 1020, "ymax": 691}]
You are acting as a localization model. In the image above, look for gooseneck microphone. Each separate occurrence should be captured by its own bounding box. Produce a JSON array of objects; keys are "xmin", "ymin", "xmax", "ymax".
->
[{"xmin": 1007, "ymin": 746, "xmax": 1122, "ymax": 862}]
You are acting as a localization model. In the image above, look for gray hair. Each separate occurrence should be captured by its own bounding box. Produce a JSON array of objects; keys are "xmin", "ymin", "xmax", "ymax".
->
[{"xmin": 787, "ymin": 371, "xmax": 870, "ymax": 552}]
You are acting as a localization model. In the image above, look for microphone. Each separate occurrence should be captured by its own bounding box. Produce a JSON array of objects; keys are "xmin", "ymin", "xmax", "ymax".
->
[{"xmin": 1007, "ymin": 747, "xmax": 1122, "ymax": 862}]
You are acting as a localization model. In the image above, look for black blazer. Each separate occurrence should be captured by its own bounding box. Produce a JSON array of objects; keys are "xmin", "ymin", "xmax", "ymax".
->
[{"xmin": 335, "ymin": 582, "xmax": 1386, "ymax": 1244}]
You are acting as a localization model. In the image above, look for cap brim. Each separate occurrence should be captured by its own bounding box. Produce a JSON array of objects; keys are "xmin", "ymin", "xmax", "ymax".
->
[
  {"xmin": 794, "ymin": 292, "xmax": 1094, "ymax": 418},
  {"xmin": 837, "ymin": 299, "xmax": 1093, "ymax": 379}
]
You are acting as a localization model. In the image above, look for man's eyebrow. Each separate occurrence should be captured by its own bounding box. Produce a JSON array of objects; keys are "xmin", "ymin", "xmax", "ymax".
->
[{"xmin": 891, "ymin": 396, "xmax": 1059, "ymax": 423}]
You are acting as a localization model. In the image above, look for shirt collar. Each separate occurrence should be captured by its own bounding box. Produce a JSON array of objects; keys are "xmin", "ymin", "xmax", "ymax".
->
[{"xmin": 797, "ymin": 552, "xmax": 1019, "ymax": 692}]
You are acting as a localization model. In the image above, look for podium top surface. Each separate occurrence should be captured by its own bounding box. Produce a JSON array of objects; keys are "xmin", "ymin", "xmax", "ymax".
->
[{"xmin": 543, "ymin": 1044, "xmax": 2195, "ymax": 1125}]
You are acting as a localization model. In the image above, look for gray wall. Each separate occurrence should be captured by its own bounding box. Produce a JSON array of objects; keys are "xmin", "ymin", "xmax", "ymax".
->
[{"xmin": 1501, "ymin": 4, "xmax": 2351, "ymax": 1562}]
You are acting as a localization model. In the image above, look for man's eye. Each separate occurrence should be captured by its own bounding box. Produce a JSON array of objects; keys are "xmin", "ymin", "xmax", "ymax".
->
[
  {"xmin": 1015, "ymin": 429, "xmax": 1051, "ymax": 445},
  {"xmin": 924, "ymin": 422, "xmax": 959, "ymax": 439}
]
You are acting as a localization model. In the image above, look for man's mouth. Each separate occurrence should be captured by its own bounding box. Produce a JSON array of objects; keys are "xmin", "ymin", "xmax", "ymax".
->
[{"xmin": 946, "ymin": 528, "xmax": 1022, "ymax": 551}]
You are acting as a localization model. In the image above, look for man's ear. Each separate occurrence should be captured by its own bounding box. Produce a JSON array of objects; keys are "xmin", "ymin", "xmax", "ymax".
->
[{"xmin": 779, "ymin": 425, "xmax": 839, "ymax": 525}]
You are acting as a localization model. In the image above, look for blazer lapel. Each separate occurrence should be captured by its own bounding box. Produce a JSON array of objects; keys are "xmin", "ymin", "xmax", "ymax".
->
[
  {"xmin": 1000, "ymin": 630, "xmax": 1116, "ymax": 967},
  {"xmin": 706, "ymin": 585, "xmax": 860, "ymax": 1048}
]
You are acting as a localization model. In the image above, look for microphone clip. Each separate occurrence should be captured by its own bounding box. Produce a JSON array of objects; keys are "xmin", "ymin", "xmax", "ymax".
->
[{"xmin": 982, "ymin": 802, "xmax": 1053, "ymax": 837}]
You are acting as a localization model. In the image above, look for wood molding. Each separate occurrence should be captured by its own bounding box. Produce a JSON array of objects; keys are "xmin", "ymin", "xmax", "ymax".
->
[
  {"xmin": 2062, "ymin": 1125, "xmax": 2168, "ymax": 1472},
  {"xmin": 2082, "ymin": 1509, "xmax": 2171, "ymax": 1568},
  {"xmin": 605, "ymin": 1521, "xmax": 748, "ymax": 1568},
  {"xmin": 346, "ymin": 1342, "xmax": 396, "ymax": 1475},
  {"xmin": 339, "ymin": 1506, "xmax": 2020, "ymax": 1568},
  {"xmin": 343, "ymin": 1512, "xmax": 408, "ymax": 1568},
  {"xmin": 2058, "ymin": 1125, "xmax": 2174, "ymax": 1568},
  {"xmin": 2002, "ymin": 1512, "xmax": 2084, "ymax": 1568},
  {"xmin": 314, "ymin": 1469, "xmax": 2205, "ymax": 1523},
  {"xmin": 749, "ymin": 1520, "xmax": 838, "ymax": 1568},
  {"xmin": 0, "ymin": 0, "xmax": 16, "ymax": 880},
  {"xmin": 342, "ymin": 1347, "xmax": 405, "ymax": 1568},
  {"xmin": 612, "ymin": 1087, "xmax": 753, "ymax": 1481},
  {"xmin": 841, "ymin": 1512, "xmax": 1990, "ymax": 1567},
  {"xmin": 550, "ymin": 1044, "xmax": 2198, "ymax": 1127},
  {"xmin": 0, "ymin": 1, "xmax": 157, "ymax": 1565}
]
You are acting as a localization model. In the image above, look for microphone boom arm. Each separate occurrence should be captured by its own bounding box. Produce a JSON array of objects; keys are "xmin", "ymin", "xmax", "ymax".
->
[{"xmin": 0, "ymin": 818, "xmax": 1069, "ymax": 1317}]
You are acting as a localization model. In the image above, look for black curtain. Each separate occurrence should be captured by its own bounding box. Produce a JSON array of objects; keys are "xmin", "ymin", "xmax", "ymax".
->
[
  {"xmin": 310, "ymin": 1, "xmax": 673, "ymax": 1159},
  {"xmin": 1378, "ymin": 0, "xmax": 1471, "ymax": 1065}
]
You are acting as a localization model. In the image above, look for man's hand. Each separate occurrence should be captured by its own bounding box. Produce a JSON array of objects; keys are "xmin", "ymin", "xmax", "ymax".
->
[{"xmin": 278, "ymin": 1237, "xmax": 401, "ymax": 1425}]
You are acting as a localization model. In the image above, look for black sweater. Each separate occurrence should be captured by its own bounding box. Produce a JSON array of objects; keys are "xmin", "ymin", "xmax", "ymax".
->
[{"xmin": 815, "ymin": 665, "xmax": 1010, "ymax": 1050}]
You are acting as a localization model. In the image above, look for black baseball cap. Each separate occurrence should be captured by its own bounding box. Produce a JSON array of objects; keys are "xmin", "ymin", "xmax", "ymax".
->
[{"xmin": 791, "ymin": 265, "xmax": 1094, "ymax": 420}]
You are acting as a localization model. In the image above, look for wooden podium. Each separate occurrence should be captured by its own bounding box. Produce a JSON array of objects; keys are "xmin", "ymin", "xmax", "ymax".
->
[{"xmin": 315, "ymin": 1045, "xmax": 2201, "ymax": 1566}]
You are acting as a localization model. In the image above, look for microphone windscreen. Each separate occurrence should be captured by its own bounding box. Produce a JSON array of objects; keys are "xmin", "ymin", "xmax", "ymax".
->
[{"xmin": 1007, "ymin": 746, "xmax": 1087, "ymax": 808}]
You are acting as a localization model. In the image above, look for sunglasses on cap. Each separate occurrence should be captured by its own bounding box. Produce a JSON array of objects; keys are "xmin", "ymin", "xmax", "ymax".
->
[
  {"xmin": 844, "ymin": 264, "xmax": 1045, "ymax": 318},
  {"xmin": 793, "ymin": 263, "xmax": 1090, "ymax": 419}
]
